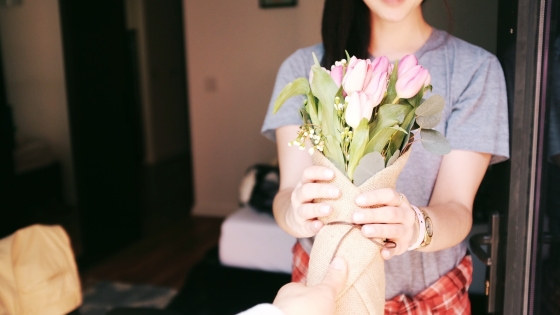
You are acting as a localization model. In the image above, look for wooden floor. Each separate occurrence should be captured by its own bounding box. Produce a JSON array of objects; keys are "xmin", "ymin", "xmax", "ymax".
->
[{"xmin": 80, "ymin": 214, "xmax": 224, "ymax": 290}]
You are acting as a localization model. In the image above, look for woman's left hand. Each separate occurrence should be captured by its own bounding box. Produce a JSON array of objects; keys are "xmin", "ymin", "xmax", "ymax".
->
[{"xmin": 351, "ymin": 188, "xmax": 418, "ymax": 260}]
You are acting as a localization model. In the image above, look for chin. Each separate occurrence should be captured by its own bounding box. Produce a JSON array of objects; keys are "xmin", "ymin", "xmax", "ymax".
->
[{"xmin": 364, "ymin": 0, "xmax": 423, "ymax": 23}]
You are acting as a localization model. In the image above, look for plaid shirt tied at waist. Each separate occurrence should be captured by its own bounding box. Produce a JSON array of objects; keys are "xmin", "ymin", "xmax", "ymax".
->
[{"xmin": 292, "ymin": 242, "xmax": 473, "ymax": 315}]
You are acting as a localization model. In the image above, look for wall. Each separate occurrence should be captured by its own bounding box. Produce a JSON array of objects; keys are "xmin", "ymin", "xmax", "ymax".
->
[
  {"xmin": 184, "ymin": 0, "xmax": 324, "ymax": 216},
  {"xmin": 0, "ymin": 0, "xmax": 76, "ymax": 205}
]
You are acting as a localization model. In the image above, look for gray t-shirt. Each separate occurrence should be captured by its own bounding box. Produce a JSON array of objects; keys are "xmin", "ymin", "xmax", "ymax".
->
[{"xmin": 261, "ymin": 29, "xmax": 509, "ymax": 299}]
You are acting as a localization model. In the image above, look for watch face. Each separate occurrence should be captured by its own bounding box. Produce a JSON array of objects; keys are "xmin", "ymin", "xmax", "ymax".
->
[{"xmin": 425, "ymin": 217, "xmax": 433, "ymax": 237}]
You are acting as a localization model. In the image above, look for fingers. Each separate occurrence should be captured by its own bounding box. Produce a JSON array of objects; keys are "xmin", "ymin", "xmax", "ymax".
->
[
  {"xmin": 300, "ymin": 166, "xmax": 335, "ymax": 184},
  {"xmin": 353, "ymin": 205, "xmax": 411, "ymax": 225},
  {"xmin": 317, "ymin": 256, "xmax": 348, "ymax": 296},
  {"xmin": 355, "ymin": 188, "xmax": 407, "ymax": 207},
  {"xmin": 293, "ymin": 183, "xmax": 340, "ymax": 204}
]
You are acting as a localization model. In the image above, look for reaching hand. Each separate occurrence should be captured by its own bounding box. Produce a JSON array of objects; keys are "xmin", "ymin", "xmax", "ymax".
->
[
  {"xmin": 285, "ymin": 166, "xmax": 340, "ymax": 238},
  {"xmin": 352, "ymin": 188, "xmax": 418, "ymax": 260},
  {"xmin": 273, "ymin": 256, "xmax": 348, "ymax": 315}
]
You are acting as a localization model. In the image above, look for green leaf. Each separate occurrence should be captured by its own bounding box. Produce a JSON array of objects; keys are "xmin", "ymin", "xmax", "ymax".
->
[
  {"xmin": 273, "ymin": 77, "xmax": 310, "ymax": 114},
  {"xmin": 364, "ymin": 127, "xmax": 394, "ymax": 154},
  {"xmin": 323, "ymin": 135, "xmax": 345, "ymax": 171},
  {"xmin": 305, "ymin": 93, "xmax": 320, "ymax": 126},
  {"xmin": 385, "ymin": 60, "xmax": 399, "ymax": 103},
  {"xmin": 345, "ymin": 50, "xmax": 351, "ymax": 62},
  {"xmin": 390, "ymin": 126, "xmax": 408, "ymax": 133},
  {"xmin": 369, "ymin": 103, "xmax": 411, "ymax": 139},
  {"xmin": 353, "ymin": 152, "xmax": 385, "ymax": 186},
  {"xmin": 420, "ymin": 129, "xmax": 451, "ymax": 155},
  {"xmin": 347, "ymin": 119, "xmax": 370, "ymax": 180},
  {"xmin": 416, "ymin": 94, "xmax": 445, "ymax": 116},
  {"xmin": 310, "ymin": 65, "xmax": 339, "ymax": 138},
  {"xmin": 416, "ymin": 112, "xmax": 443, "ymax": 129},
  {"xmin": 400, "ymin": 107, "xmax": 417, "ymax": 152}
]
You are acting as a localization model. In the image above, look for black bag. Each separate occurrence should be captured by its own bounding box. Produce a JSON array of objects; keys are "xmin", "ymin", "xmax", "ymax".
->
[{"xmin": 239, "ymin": 164, "xmax": 279, "ymax": 216}]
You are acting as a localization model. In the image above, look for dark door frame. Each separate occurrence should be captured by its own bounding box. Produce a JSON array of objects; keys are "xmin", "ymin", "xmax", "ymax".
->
[{"xmin": 503, "ymin": 0, "xmax": 547, "ymax": 313}]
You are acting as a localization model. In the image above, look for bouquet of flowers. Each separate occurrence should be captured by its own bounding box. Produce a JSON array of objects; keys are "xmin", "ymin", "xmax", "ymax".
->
[{"xmin": 274, "ymin": 53, "xmax": 449, "ymax": 315}]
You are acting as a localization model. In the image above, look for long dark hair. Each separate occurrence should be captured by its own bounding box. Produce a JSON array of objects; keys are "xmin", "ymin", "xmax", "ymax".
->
[
  {"xmin": 321, "ymin": 0, "xmax": 371, "ymax": 67},
  {"xmin": 320, "ymin": 0, "xmax": 452, "ymax": 67}
]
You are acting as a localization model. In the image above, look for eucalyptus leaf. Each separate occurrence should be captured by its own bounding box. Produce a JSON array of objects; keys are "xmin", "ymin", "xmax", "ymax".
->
[
  {"xmin": 387, "ymin": 149, "xmax": 401, "ymax": 167},
  {"xmin": 420, "ymin": 129, "xmax": 451, "ymax": 155},
  {"xmin": 273, "ymin": 77, "xmax": 310, "ymax": 114},
  {"xmin": 353, "ymin": 152, "xmax": 385, "ymax": 186},
  {"xmin": 416, "ymin": 112, "xmax": 443, "ymax": 129},
  {"xmin": 327, "ymin": 156, "xmax": 347, "ymax": 178},
  {"xmin": 347, "ymin": 119, "xmax": 370, "ymax": 180},
  {"xmin": 416, "ymin": 94, "xmax": 445, "ymax": 117}
]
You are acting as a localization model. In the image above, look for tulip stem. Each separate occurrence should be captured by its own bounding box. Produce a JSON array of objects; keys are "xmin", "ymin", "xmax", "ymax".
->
[{"xmin": 391, "ymin": 96, "xmax": 400, "ymax": 104}]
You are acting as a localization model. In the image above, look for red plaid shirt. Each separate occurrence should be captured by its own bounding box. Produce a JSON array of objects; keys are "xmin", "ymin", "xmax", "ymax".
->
[{"xmin": 292, "ymin": 242, "xmax": 473, "ymax": 315}]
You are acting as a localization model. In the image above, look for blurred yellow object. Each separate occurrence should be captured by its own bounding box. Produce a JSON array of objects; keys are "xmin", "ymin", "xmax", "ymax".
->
[{"xmin": 0, "ymin": 224, "xmax": 82, "ymax": 315}]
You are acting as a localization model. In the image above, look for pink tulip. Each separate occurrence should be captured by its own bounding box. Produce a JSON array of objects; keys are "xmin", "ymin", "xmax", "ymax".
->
[
  {"xmin": 396, "ymin": 65, "xmax": 430, "ymax": 99},
  {"xmin": 397, "ymin": 55, "xmax": 418, "ymax": 78},
  {"xmin": 345, "ymin": 92, "xmax": 375, "ymax": 128},
  {"xmin": 364, "ymin": 71, "xmax": 388, "ymax": 107},
  {"xmin": 342, "ymin": 58, "xmax": 368, "ymax": 95},
  {"xmin": 371, "ymin": 56, "xmax": 390, "ymax": 74},
  {"xmin": 424, "ymin": 72, "xmax": 431, "ymax": 87},
  {"xmin": 330, "ymin": 65, "xmax": 344, "ymax": 87}
]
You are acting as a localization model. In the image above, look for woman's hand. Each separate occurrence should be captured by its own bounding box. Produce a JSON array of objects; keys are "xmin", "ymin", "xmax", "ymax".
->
[
  {"xmin": 351, "ymin": 189, "xmax": 418, "ymax": 260},
  {"xmin": 284, "ymin": 166, "xmax": 341, "ymax": 238}
]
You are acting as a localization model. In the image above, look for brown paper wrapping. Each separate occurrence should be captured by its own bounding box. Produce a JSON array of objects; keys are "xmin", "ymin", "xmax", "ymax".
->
[{"xmin": 307, "ymin": 150, "xmax": 410, "ymax": 315}]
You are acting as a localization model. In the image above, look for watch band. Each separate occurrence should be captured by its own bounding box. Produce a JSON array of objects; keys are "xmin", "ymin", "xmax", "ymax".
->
[
  {"xmin": 407, "ymin": 205, "xmax": 425, "ymax": 251},
  {"xmin": 419, "ymin": 209, "xmax": 433, "ymax": 248}
]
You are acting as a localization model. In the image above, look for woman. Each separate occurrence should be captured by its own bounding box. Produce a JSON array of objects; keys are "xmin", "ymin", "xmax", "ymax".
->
[{"xmin": 261, "ymin": 0, "xmax": 509, "ymax": 313}]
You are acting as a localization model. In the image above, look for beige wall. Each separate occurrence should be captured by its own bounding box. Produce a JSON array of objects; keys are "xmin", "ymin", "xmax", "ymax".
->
[
  {"xmin": 0, "ymin": 0, "xmax": 76, "ymax": 205},
  {"xmin": 184, "ymin": 0, "xmax": 324, "ymax": 216}
]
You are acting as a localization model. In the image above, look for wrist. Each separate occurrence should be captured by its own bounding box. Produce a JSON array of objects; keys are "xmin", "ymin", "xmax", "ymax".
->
[{"xmin": 407, "ymin": 205, "xmax": 426, "ymax": 251}]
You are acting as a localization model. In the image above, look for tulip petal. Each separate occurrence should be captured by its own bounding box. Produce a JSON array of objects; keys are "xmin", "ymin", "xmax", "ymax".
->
[{"xmin": 397, "ymin": 55, "xmax": 418, "ymax": 78}]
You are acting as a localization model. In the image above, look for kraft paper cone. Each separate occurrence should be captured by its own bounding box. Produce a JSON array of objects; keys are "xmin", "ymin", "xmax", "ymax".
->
[{"xmin": 307, "ymin": 150, "xmax": 410, "ymax": 315}]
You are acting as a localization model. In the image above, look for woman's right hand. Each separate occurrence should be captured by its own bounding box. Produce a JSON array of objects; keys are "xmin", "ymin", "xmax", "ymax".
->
[{"xmin": 285, "ymin": 165, "xmax": 341, "ymax": 238}]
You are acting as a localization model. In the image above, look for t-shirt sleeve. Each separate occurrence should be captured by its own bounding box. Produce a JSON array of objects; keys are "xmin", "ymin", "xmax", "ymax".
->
[
  {"xmin": 261, "ymin": 46, "xmax": 322, "ymax": 142},
  {"xmin": 445, "ymin": 54, "xmax": 510, "ymax": 164}
]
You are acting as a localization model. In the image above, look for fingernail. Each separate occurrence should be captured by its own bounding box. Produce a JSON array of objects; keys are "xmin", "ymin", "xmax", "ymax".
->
[
  {"xmin": 382, "ymin": 249, "xmax": 390, "ymax": 259},
  {"xmin": 353, "ymin": 212, "xmax": 364, "ymax": 222},
  {"xmin": 313, "ymin": 221, "xmax": 322, "ymax": 230},
  {"xmin": 330, "ymin": 256, "xmax": 344, "ymax": 270},
  {"xmin": 321, "ymin": 206, "xmax": 331, "ymax": 215},
  {"xmin": 325, "ymin": 169, "xmax": 334, "ymax": 178},
  {"xmin": 355, "ymin": 195, "xmax": 366, "ymax": 205},
  {"xmin": 330, "ymin": 188, "xmax": 339, "ymax": 197},
  {"xmin": 363, "ymin": 225, "xmax": 374, "ymax": 235}
]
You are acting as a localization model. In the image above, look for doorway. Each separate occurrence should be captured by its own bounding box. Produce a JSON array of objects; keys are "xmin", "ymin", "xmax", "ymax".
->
[{"xmin": 59, "ymin": 0, "xmax": 193, "ymax": 265}]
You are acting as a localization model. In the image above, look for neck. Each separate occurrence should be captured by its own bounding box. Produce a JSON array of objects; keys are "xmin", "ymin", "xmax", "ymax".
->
[{"xmin": 369, "ymin": 9, "xmax": 432, "ymax": 61}]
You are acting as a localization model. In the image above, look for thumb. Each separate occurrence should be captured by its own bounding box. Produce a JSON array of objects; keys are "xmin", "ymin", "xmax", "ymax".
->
[{"xmin": 319, "ymin": 256, "xmax": 348, "ymax": 296}]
